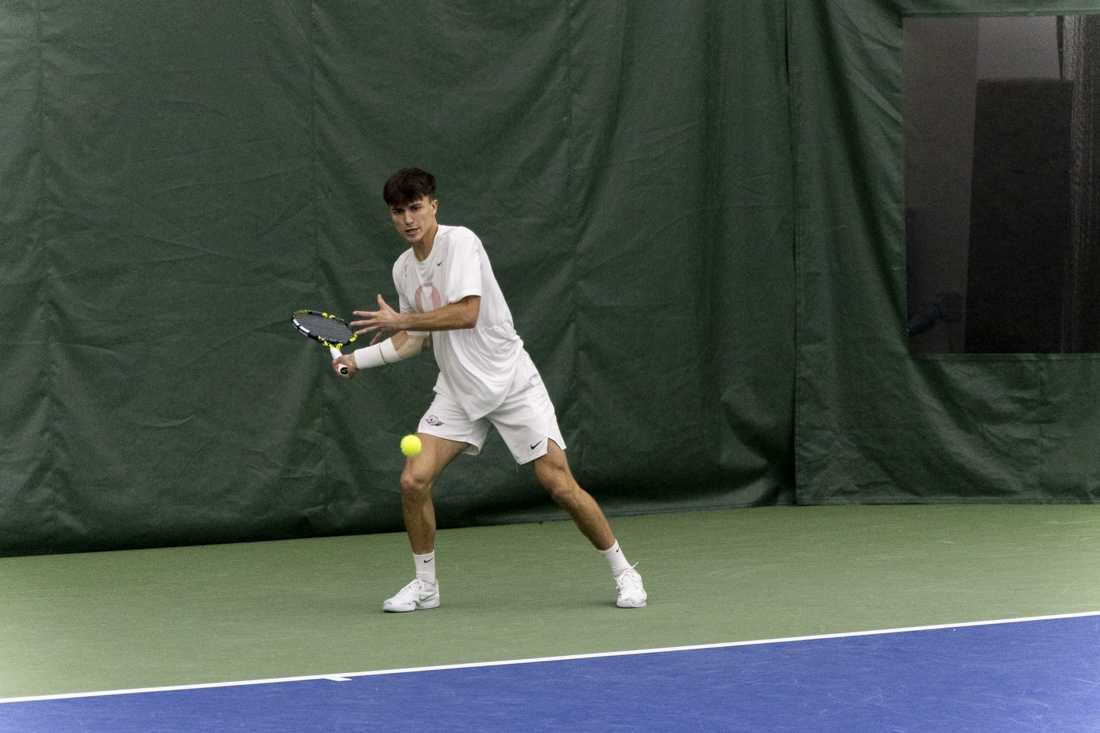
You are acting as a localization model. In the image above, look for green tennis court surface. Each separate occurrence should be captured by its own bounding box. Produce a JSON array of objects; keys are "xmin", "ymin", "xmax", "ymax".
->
[{"xmin": 2, "ymin": 505, "xmax": 1099, "ymax": 700}]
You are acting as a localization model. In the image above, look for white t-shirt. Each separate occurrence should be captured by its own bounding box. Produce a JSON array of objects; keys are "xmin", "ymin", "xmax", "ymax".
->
[{"xmin": 392, "ymin": 224, "xmax": 524, "ymax": 419}]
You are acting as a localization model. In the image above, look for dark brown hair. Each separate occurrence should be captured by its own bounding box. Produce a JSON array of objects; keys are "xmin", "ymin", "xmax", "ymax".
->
[{"xmin": 383, "ymin": 168, "xmax": 436, "ymax": 206}]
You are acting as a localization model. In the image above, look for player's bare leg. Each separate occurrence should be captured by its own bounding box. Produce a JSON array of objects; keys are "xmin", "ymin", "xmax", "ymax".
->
[
  {"xmin": 533, "ymin": 440, "xmax": 647, "ymax": 607},
  {"xmin": 399, "ymin": 433, "xmax": 465, "ymax": 554},
  {"xmin": 532, "ymin": 440, "xmax": 615, "ymax": 550},
  {"xmin": 384, "ymin": 433, "xmax": 466, "ymax": 613}
]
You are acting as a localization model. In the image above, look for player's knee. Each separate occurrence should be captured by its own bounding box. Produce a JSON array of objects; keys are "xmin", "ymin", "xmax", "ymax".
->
[
  {"xmin": 538, "ymin": 470, "xmax": 577, "ymax": 506},
  {"xmin": 399, "ymin": 470, "xmax": 432, "ymax": 500}
]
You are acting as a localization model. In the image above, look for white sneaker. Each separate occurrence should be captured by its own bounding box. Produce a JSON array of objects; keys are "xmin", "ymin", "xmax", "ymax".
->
[
  {"xmin": 382, "ymin": 578, "xmax": 440, "ymax": 613},
  {"xmin": 615, "ymin": 566, "xmax": 647, "ymax": 608}
]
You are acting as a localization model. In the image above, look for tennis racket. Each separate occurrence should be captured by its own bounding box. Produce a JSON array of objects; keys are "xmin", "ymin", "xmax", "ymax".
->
[{"xmin": 292, "ymin": 310, "xmax": 357, "ymax": 376}]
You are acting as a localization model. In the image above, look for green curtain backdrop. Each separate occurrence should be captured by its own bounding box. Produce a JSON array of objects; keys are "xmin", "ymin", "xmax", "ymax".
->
[
  {"xmin": 4, "ymin": 0, "xmax": 1098, "ymax": 556},
  {"xmin": 789, "ymin": 0, "xmax": 1100, "ymax": 503},
  {"xmin": 0, "ymin": 1, "xmax": 794, "ymax": 555}
]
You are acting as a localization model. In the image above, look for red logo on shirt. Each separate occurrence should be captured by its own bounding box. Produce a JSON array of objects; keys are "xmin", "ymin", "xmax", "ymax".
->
[{"xmin": 415, "ymin": 284, "xmax": 443, "ymax": 312}]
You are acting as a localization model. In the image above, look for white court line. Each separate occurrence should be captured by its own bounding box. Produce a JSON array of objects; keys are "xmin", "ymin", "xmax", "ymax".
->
[{"xmin": 3, "ymin": 609, "xmax": 1099, "ymax": 705}]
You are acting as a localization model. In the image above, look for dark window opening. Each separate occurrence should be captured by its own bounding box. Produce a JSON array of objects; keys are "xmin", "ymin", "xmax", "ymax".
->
[{"xmin": 905, "ymin": 15, "xmax": 1100, "ymax": 353}]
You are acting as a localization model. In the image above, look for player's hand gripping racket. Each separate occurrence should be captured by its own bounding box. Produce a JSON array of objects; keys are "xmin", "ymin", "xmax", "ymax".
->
[{"xmin": 291, "ymin": 310, "xmax": 357, "ymax": 376}]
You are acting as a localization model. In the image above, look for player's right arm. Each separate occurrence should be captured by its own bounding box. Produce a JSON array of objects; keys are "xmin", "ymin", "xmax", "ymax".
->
[{"xmin": 332, "ymin": 329, "xmax": 427, "ymax": 377}]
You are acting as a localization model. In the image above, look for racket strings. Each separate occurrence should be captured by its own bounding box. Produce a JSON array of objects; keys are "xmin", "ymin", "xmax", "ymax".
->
[{"xmin": 294, "ymin": 313, "xmax": 354, "ymax": 345}]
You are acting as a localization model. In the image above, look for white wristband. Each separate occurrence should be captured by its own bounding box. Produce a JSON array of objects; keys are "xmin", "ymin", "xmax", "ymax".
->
[{"xmin": 353, "ymin": 338, "xmax": 401, "ymax": 369}]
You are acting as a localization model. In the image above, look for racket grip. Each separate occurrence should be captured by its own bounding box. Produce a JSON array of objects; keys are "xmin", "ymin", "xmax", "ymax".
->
[{"xmin": 330, "ymin": 347, "xmax": 349, "ymax": 377}]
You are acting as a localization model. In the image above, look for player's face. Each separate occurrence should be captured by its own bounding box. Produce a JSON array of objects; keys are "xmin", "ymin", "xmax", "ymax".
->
[{"xmin": 389, "ymin": 196, "xmax": 439, "ymax": 245}]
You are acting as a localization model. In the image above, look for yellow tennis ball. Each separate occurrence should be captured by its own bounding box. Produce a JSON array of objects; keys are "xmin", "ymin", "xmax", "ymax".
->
[{"xmin": 400, "ymin": 434, "xmax": 422, "ymax": 457}]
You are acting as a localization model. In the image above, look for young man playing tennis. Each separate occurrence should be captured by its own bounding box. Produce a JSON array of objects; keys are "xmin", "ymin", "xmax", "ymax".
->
[{"xmin": 333, "ymin": 168, "xmax": 647, "ymax": 611}]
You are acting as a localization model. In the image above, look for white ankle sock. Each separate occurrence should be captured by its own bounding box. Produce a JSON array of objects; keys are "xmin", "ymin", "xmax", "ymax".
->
[
  {"xmin": 414, "ymin": 550, "xmax": 436, "ymax": 584},
  {"xmin": 600, "ymin": 540, "xmax": 632, "ymax": 577}
]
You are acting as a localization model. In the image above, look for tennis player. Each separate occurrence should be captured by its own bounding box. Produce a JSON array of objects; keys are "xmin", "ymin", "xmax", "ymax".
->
[{"xmin": 334, "ymin": 168, "xmax": 647, "ymax": 612}]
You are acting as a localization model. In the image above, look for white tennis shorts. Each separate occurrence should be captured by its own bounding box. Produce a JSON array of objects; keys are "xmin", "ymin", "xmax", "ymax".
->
[{"xmin": 418, "ymin": 353, "xmax": 565, "ymax": 465}]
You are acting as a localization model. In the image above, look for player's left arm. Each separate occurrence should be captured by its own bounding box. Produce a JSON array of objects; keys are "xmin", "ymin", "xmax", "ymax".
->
[
  {"xmin": 336, "ymin": 294, "xmax": 478, "ymax": 377},
  {"xmin": 351, "ymin": 293, "xmax": 480, "ymax": 335}
]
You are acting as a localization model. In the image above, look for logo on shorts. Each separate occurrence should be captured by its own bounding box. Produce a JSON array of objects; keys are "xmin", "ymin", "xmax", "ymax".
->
[
  {"xmin": 425, "ymin": 415, "xmax": 444, "ymax": 426},
  {"xmin": 529, "ymin": 439, "xmax": 543, "ymax": 450}
]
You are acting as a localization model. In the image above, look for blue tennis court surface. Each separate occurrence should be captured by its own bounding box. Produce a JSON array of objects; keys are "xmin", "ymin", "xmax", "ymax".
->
[{"xmin": 3, "ymin": 613, "xmax": 1098, "ymax": 732}]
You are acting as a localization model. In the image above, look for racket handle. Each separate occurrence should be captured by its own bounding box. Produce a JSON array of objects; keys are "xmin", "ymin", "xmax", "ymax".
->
[{"xmin": 330, "ymin": 347, "xmax": 349, "ymax": 376}]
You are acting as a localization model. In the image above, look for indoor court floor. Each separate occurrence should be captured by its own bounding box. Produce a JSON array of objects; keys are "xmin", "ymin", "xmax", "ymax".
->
[{"xmin": 2, "ymin": 505, "xmax": 1099, "ymax": 730}]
